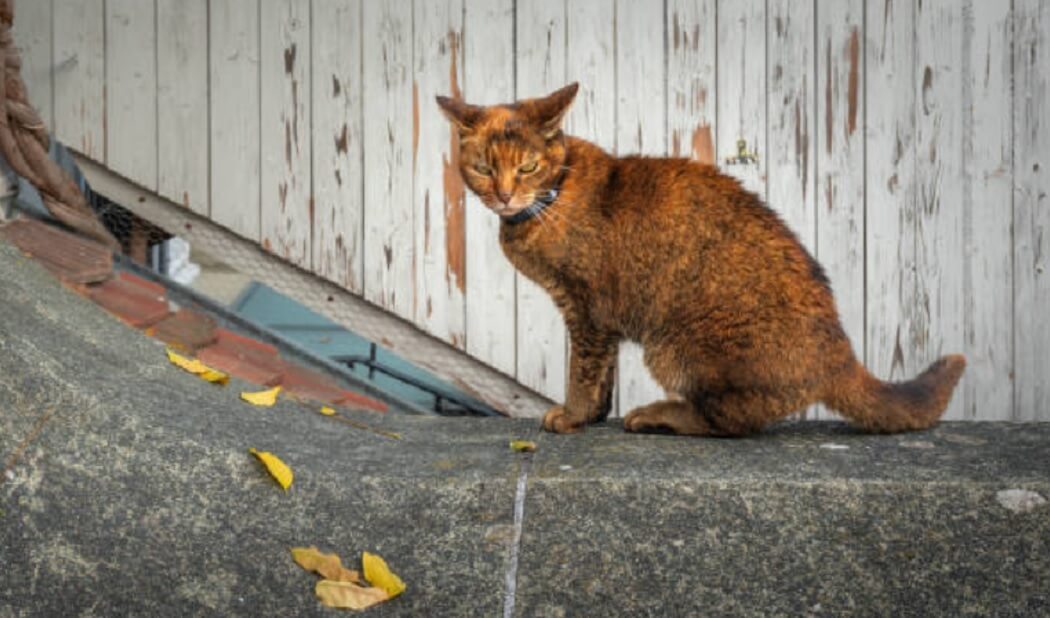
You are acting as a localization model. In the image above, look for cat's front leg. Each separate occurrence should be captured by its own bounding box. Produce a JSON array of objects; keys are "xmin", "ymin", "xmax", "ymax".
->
[{"xmin": 543, "ymin": 327, "xmax": 617, "ymax": 433}]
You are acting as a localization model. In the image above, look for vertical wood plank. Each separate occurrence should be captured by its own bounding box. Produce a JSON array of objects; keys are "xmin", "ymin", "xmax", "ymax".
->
[
  {"xmin": 964, "ymin": 1, "xmax": 1013, "ymax": 419},
  {"xmin": 717, "ymin": 0, "xmax": 766, "ymax": 196},
  {"xmin": 463, "ymin": 0, "xmax": 516, "ymax": 375},
  {"xmin": 1014, "ymin": 0, "xmax": 1050, "ymax": 421},
  {"xmin": 768, "ymin": 0, "xmax": 816, "ymax": 260},
  {"xmin": 866, "ymin": 0, "xmax": 920, "ymax": 388},
  {"xmin": 260, "ymin": 0, "xmax": 311, "ymax": 267},
  {"xmin": 667, "ymin": 0, "xmax": 716, "ymax": 164},
  {"xmin": 312, "ymin": 0, "xmax": 363, "ymax": 294},
  {"xmin": 515, "ymin": 0, "xmax": 567, "ymax": 401},
  {"xmin": 413, "ymin": 0, "xmax": 466, "ymax": 349},
  {"xmin": 915, "ymin": 0, "xmax": 965, "ymax": 419},
  {"xmin": 105, "ymin": 0, "xmax": 157, "ymax": 189},
  {"xmin": 209, "ymin": 0, "xmax": 260, "ymax": 241},
  {"xmin": 815, "ymin": 0, "xmax": 864, "ymax": 418},
  {"xmin": 14, "ymin": 0, "xmax": 53, "ymax": 130},
  {"xmin": 53, "ymin": 0, "xmax": 104, "ymax": 160},
  {"xmin": 565, "ymin": 0, "xmax": 615, "ymax": 408},
  {"xmin": 363, "ymin": 0, "xmax": 414, "ymax": 320},
  {"xmin": 615, "ymin": 0, "xmax": 667, "ymax": 415},
  {"xmin": 565, "ymin": 0, "xmax": 615, "ymax": 153},
  {"xmin": 157, "ymin": 0, "xmax": 208, "ymax": 216}
]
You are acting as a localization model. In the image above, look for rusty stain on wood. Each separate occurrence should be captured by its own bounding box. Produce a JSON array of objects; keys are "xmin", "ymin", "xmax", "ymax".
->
[
  {"xmin": 795, "ymin": 97, "xmax": 809, "ymax": 202},
  {"xmin": 412, "ymin": 80, "xmax": 420, "ymax": 170},
  {"xmin": 332, "ymin": 74, "xmax": 340, "ymax": 97},
  {"xmin": 384, "ymin": 244, "xmax": 393, "ymax": 268},
  {"xmin": 444, "ymin": 30, "xmax": 466, "ymax": 293},
  {"xmin": 284, "ymin": 43, "xmax": 296, "ymax": 74},
  {"xmin": 284, "ymin": 120, "xmax": 292, "ymax": 166},
  {"xmin": 291, "ymin": 78, "xmax": 300, "ymax": 147},
  {"xmin": 922, "ymin": 65, "xmax": 933, "ymax": 114},
  {"xmin": 335, "ymin": 124, "xmax": 348, "ymax": 154},
  {"xmin": 691, "ymin": 124, "xmax": 714, "ymax": 164},
  {"xmin": 423, "ymin": 190, "xmax": 431, "ymax": 252},
  {"xmin": 847, "ymin": 27, "xmax": 860, "ymax": 136}
]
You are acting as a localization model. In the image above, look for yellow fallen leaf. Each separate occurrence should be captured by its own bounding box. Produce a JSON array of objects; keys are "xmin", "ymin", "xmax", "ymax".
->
[
  {"xmin": 166, "ymin": 348, "xmax": 229, "ymax": 385},
  {"xmin": 248, "ymin": 448, "xmax": 293, "ymax": 490},
  {"xmin": 291, "ymin": 547, "xmax": 361, "ymax": 583},
  {"xmin": 199, "ymin": 369, "xmax": 229, "ymax": 384},
  {"xmin": 241, "ymin": 385, "xmax": 281, "ymax": 407},
  {"xmin": 509, "ymin": 440, "xmax": 537, "ymax": 453},
  {"xmin": 319, "ymin": 406, "xmax": 336, "ymax": 416},
  {"xmin": 362, "ymin": 552, "xmax": 406, "ymax": 598},
  {"xmin": 315, "ymin": 580, "xmax": 388, "ymax": 610}
]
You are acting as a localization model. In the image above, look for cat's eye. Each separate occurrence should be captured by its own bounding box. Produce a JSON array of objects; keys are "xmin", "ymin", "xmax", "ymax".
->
[
  {"xmin": 473, "ymin": 162, "xmax": 493, "ymax": 175},
  {"xmin": 518, "ymin": 161, "xmax": 539, "ymax": 175}
]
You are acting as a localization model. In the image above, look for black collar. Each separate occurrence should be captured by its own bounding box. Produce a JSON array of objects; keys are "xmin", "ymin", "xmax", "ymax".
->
[{"xmin": 501, "ymin": 175, "xmax": 565, "ymax": 226}]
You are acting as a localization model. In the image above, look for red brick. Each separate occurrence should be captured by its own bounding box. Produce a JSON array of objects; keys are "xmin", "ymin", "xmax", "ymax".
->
[
  {"xmin": 197, "ymin": 345, "xmax": 283, "ymax": 386},
  {"xmin": 112, "ymin": 271, "xmax": 166, "ymax": 298},
  {"xmin": 279, "ymin": 365, "xmax": 348, "ymax": 404},
  {"xmin": 196, "ymin": 329, "xmax": 284, "ymax": 386},
  {"xmin": 280, "ymin": 364, "xmax": 388, "ymax": 412},
  {"xmin": 0, "ymin": 218, "xmax": 113, "ymax": 283},
  {"xmin": 211, "ymin": 328, "xmax": 279, "ymax": 358},
  {"xmin": 88, "ymin": 273, "xmax": 170, "ymax": 328},
  {"xmin": 337, "ymin": 391, "xmax": 389, "ymax": 414},
  {"xmin": 150, "ymin": 309, "xmax": 218, "ymax": 352}
]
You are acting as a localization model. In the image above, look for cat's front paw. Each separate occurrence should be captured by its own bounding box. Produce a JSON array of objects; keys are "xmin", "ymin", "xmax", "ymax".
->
[{"xmin": 542, "ymin": 405, "xmax": 585, "ymax": 434}]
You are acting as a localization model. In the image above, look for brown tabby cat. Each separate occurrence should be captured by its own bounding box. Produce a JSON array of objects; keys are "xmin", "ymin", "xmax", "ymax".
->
[{"xmin": 436, "ymin": 83, "xmax": 965, "ymax": 436}]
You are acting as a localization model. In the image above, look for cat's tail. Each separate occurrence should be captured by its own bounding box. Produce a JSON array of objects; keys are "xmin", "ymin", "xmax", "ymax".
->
[{"xmin": 824, "ymin": 355, "xmax": 966, "ymax": 433}]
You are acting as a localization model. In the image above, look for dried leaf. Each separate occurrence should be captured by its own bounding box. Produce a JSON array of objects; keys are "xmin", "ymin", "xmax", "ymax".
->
[
  {"xmin": 248, "ymin": 448, "xmax": 293, "ymax": 490},
  {"xmin": 509, "ymin": 440, "xmax": 537, "ymax": 453},
  {"xmin": 166, "ymin": 348, "xmax": 229, "ymax": 384},
  {"xmin": 291, "ymin": 547, "xmax": 362, "ymax": 583},
  {"xmin": 362, "ymin": 552, "xmax": 406, "ymax": 598},
  {"xmin": 319, "ymin": 406, "xmax": 336, "ymax": 416},
  {"xmin": 315, "ymin": 580, "xmax": 388, "ymax": 610},
  {"xmin": 241, "ymin": 385, "xmax": 281, "ymax": 407}
]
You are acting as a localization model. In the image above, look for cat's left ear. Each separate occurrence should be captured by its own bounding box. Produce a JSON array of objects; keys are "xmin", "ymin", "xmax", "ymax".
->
[{"xmin": 531, "ymin": 82, "xmax": 578, "ymax": 140}]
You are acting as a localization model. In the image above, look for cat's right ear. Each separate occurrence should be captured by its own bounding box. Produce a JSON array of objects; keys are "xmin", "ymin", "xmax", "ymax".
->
[{"xmin": 436, "ymin": 96, "xmax": 482, "ymax": 136}]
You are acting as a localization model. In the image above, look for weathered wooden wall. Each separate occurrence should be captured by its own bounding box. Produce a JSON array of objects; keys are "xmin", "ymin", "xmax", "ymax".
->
[{"xmin": 14, "ymin": 0, "xmax": 1049, "ymax": 421}]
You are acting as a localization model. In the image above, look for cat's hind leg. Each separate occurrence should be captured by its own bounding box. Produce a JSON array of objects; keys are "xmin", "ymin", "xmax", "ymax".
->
[
  {"xmin": 696, "ymin": 388, "xmax": 813, "ymax": 436},
  {"xmin": 623, "ymin": 400, "xmax": 716, "ymax": 436}
]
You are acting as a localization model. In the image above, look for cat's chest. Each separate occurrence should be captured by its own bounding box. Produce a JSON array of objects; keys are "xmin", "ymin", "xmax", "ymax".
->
[{"xmin": 499, "ymin": 224, "xmax": 572, "ymax": 284}]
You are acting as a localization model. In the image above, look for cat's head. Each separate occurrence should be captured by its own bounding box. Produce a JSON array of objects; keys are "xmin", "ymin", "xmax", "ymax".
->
[{"xmin": 436, "ymin": 83, "xmax": 578, "ymax": 219}]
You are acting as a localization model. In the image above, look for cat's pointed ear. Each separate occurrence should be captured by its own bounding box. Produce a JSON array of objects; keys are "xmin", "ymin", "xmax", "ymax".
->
[
  {"xmin": 436, "ymin": 96, "xmax": 482, "ymax": 135},
  {"xmin": 531, "ymin": 82, "xmax": 579, "ymax": 140}
]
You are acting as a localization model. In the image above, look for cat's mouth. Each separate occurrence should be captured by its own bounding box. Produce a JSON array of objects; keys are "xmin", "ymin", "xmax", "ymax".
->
[{"xmin": 492, "ymin": 197, "xmax": 533, "ymax": 217}]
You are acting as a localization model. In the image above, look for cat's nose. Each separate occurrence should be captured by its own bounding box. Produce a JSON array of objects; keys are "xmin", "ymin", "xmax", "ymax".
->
[{"xmin": 497, "ymin": 189, "xmax": 513, "ymax": 204}]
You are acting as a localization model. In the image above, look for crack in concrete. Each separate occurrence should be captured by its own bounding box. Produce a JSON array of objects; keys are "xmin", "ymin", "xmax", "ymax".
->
[
  {"xmin": 502, "ymin": 456, "xmax": 531, "ymax": 618},
  {"xmin": 1, "ymin": 408, "xmax": 54, "ymax": 487}
]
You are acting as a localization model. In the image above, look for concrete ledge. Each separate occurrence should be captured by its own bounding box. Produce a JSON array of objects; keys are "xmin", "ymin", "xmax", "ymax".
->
[{"xmin": 2, "ymin": 240, "xmax": 1048, "ymax": 616}]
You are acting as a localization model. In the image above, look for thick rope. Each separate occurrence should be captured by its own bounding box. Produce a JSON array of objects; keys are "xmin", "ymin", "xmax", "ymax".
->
[{"xmin": 0, "ymin": 0, "xmax": 118, "ymax": 249}]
